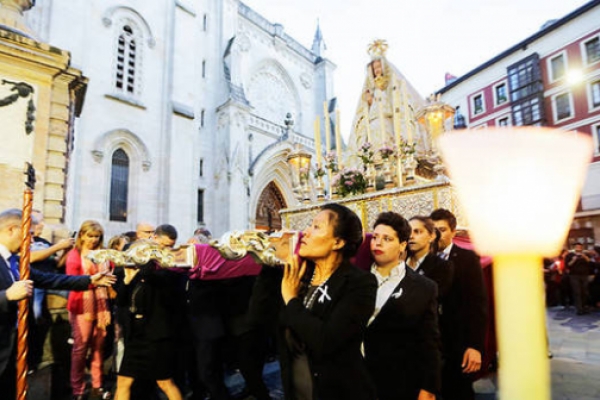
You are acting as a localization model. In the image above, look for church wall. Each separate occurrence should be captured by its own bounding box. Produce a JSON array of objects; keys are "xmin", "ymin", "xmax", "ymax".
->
[
  {"xmin": 26, "ymin": 0, "xmax": 330, "ymax": 240},
  {"xmin": 172, "ymin": 5, "xmax": 198, "ymax": 108},
  {"xmin": 167, "ymin": 113, "xmax": 197, "ymax": 238}
]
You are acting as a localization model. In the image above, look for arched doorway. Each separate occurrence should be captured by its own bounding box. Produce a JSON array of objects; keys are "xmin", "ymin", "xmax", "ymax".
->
[{"xmin": 255, "ymin": 182, "xmax": 287, "ymax": 231}]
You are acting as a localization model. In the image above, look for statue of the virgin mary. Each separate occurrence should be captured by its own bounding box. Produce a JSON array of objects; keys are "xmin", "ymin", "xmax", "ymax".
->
[{"xmin": 345, "ymin": 40, "xmax": 428, "ymax": 166}]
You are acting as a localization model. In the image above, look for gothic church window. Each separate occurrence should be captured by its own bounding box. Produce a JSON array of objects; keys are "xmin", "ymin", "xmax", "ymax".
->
[
  {"xmin": 110, "ymin": 149, "xmax": 129, "ymax": 221},
  {"xmin": 115, "ymin": 25, "xmax": 139, "ymax": 95}
]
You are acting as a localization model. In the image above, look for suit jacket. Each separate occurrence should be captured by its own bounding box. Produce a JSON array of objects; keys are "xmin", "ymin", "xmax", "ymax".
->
[
  {"xmin": 0, "ymin": 257, "xmax": 91, "ymax": 375},
  {"xmin": 417, "ymin": 253, "xmax": 454, "ymax": 306},
  {"xmin": 278, "ymin": 260, "xmax": 377, "ymax": 400},
  {"xmin": 441, "ymin": 244, "xmax": 488, "ymax": 357},
  {"xmin": 364, "ymin": 267, "xmax": 441, "ymax": 399},
  {"xmin": 115, "ymin": 264, "xmax": 180, "ymax": 342},
  {"xmin": 186, "ymin": 275, "xmax": 257, "ymax": 340}
]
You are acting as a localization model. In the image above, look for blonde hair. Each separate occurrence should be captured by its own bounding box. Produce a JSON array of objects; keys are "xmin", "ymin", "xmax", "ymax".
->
[{"xmin": 75, "ymin": 220, "xmax": 104, "ymax": 251}]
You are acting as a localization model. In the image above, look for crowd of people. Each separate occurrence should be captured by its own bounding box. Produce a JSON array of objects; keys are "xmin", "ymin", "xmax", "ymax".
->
[
  {"xmin": 544, "ymin": 242, "xmax": 600, "ymax": 315},
  {"xmin": 0, "ymin": 205, "xmax": 492, "ymax": 400}
]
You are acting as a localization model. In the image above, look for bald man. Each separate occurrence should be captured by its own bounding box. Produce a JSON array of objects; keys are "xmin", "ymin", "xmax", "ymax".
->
[{"xmin": 136, "ymin": 222, "xmax": 155, "ymax": 240}]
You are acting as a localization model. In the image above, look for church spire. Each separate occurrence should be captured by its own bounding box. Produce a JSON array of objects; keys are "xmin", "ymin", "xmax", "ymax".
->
[{"xmin": 311, "ymin": 19, "xmax": 326, "ymax": 58}]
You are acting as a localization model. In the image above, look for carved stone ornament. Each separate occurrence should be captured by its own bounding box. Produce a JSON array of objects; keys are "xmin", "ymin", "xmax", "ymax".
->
[
  {"xmin": 236, "ymin": 32, "xmax": 251, "ymax": 52},
  {"xmin": 91, "ymin": 150, "xmax": 104, "ymax": 163},
  {"xmin": 299, "ymin": 73, "xmax": 312, "ymax": 89}
]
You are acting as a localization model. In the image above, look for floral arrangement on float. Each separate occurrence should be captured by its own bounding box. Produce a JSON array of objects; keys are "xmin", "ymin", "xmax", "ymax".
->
[
  {"xmin": 313, "ymin": 165, "xmax": 326, "ymax": 179},
  {"xmin": 359, "ymin": 142, "xmax": 375, "ymax": 165},
  {"xmin": 378, "ymin": 144, "xmax": 395, "ymax": 160},
  {"xmin": 332, "ymin": 167, "xmax": 367, "ymax": 197},
  {"xmin": 324, "ymin": 150, "xmax": 339, "ymax": 172},
  {"xmin": 399, "ymin": 138, "xmax": 417, "ymax": 157}
]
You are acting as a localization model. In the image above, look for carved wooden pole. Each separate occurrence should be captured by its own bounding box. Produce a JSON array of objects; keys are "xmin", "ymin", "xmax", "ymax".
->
[{"xmin": 16, "ymin": 162, "xmax": 35, "ymax": 400}]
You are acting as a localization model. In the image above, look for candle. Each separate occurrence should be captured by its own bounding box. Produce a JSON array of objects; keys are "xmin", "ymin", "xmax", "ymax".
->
[
  {"xmin": 392, "ymin": 78, "xmax": 403, "ymax": 187},
  {"xmin": 335, "ymin": 109, "xmax": 342, "ymax": 166},
  {"xmin": 403, "ymin": 81, "xmax": 413, "ymax": 145},
  {"xmin": 314, "ymin": 117, "xmax": 322, "ymax": 166},
  {"xmin": 392, "ymin": 76, "xmax": 402, "ymax": 150},
  {"xmin": 324, "ymin": 101, "xmax": 331, "ymax": 153}
]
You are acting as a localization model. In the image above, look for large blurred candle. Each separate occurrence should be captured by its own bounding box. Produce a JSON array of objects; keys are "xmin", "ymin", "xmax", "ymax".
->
[
  {"xmin": 335, "ymin": 109, "xmax": 342, "ymax": 166},
  {"xmin": 438, "ymin": 128, "xmax": 593, "ymax": 400},
  {"xmin": 314, "ymin": 117, "xmax": 322, "ymax": 165}
]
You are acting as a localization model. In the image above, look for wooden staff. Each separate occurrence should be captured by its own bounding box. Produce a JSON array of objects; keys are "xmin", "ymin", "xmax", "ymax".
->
[{"xmin": 16, "ymin": 162, "xmax": 35, "ymax": 400}]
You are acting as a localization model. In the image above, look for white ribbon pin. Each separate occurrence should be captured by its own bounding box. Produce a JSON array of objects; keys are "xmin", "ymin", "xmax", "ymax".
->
[
  {"xmin": 317, "ymin": 285, "xmax": 331, "ymax": 303},
  {"xmin": 391, "ymin": 288, "xmax": 403, "ymax": 299}
]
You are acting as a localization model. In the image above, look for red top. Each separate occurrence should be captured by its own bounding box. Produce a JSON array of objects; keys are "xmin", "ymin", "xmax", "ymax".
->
[{"xmin": 65, "ymin": 248, "xmax": 92, "ymax": 314}]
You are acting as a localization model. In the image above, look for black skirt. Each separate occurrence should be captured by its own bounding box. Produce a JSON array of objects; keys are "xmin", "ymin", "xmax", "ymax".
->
[{"xmin": 118, "ymin": 319, "xmax": 175, "ymax": 380}]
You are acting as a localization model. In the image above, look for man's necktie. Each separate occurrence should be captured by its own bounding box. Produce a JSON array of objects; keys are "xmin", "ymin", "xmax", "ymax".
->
[{"xmin": 8, "ymin": 254, "xmax": 20, "ymax": 281}]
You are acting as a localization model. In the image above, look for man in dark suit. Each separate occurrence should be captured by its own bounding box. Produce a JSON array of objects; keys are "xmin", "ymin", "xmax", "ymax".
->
[
  {"xmin": 0, "ymin": 208, "xmax": 115, "ymax": 400},
  {"xmin": 430, "ymin": 208, "xmax": 488, "ymax": 400}
]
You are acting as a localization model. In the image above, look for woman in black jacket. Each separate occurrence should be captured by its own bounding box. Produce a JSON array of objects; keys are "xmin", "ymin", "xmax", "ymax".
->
[
  {"xmin": 363, "ymin": 212, "xmax": 441, "ymax": 400},
  {"xmin": 114, "ymin": 259, "xmax": 182, "ymax": 400},
  {"xmin": 277, "ymin": 203, "xmax": 377, "ymax": 400}
]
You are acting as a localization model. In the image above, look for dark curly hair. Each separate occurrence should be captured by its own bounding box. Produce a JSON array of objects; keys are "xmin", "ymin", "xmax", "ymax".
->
[
  {"xmin": 373, "ymin": 212, "xmax": 411, "ymax": 243},
  {"xmin": 321, "ymin": 203, "xmax": 363, "ymax": 260}
]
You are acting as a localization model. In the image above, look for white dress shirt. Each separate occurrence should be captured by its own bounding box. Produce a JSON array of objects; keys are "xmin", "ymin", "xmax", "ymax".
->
[{"xmin": 368, "ymin": 261, "xmax": 407, "ymax": 326}]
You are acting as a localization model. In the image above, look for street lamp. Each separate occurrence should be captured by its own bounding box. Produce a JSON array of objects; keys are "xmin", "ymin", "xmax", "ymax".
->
[
  {"xmin": 417, "ymin": 94, "xmax": 456, "ymax": 156},
  {"xmin": 416, "ymin": 95, "xmax": 455, "ymax": 179},
  {"xmin": 287, "ymin": 144, "xmax": 312, "ymax": 203},
  {"xmin": 438, "ymin": 127, "xmax": 593, "ymax": 400}
]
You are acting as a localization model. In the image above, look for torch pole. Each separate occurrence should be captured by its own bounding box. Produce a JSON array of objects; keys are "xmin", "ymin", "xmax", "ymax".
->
[{"xmin": 16, "ymin": 163, "xmax": 35, "ymax": 400}]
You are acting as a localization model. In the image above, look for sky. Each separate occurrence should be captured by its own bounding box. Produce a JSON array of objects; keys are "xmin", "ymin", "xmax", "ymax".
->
[{"xmin": 244, "ymin": 0, "xmax": 590, "ymax": 139}]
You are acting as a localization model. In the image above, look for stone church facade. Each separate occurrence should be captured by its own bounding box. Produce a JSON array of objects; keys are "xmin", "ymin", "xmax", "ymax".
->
[{"xmin": 25, "ymin": 0, "xmax": 334, "ymax": 238}]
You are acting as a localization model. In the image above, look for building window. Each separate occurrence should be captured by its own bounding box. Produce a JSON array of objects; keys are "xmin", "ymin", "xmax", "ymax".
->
[
  {"xmin": 507, "ymin": 54, "xmax": 545, "ymax": 125},
  {"xmin": 549, "ymin": 53, "xmax": 566, "ymax": 82},
  {"xmin": 497, "ymin": 116, "xmax": 511, "ymax": 127},
  {"xmin": 202, "ymin": 60, "xmax": 206, "ymax": 78},
  {"xmin": 203, "ymin": 14, "xmax": 208, "ymax": 31},
  {"xmin": 199, "ymin": 159, "xmax": 204, "ymax": 177},
  {"xmin": 494, "ymin": 83, "xmax": 508, "ymax": 106},
  {"xmin": 593, "ymin": 124, "xmax": 600, "ymax": 154},
  {"xmin": 512, "ymin": 97, "xmax": 542, "ymax": 126},
  {"xmin": 584, "ymin": 36, "xmax": 600, "ymax": 65},
  {"xmin": 109, "ymin": 149, "xmax": 129, "ymax": 221},
  {"xmin": 589, "ymin": 79, "xmax": 600, "ymax": 110},
  {"xmin": 472, "ymin": 93, "xmax": 484, "ymax": 115},
  {"xmin": 553, "ymin": 92, "xmax": 573, "ymax": 122},
  {"xmin": 115, "ymin": 25, "xmax": 138, "ymax": 95},
  {"xmin": 197, "ymin": 189, "xmax": 204, "ymax": 223},
  {"xmin": 200, "ymin": 109, "xmax": 205, "ymax": 127}
]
